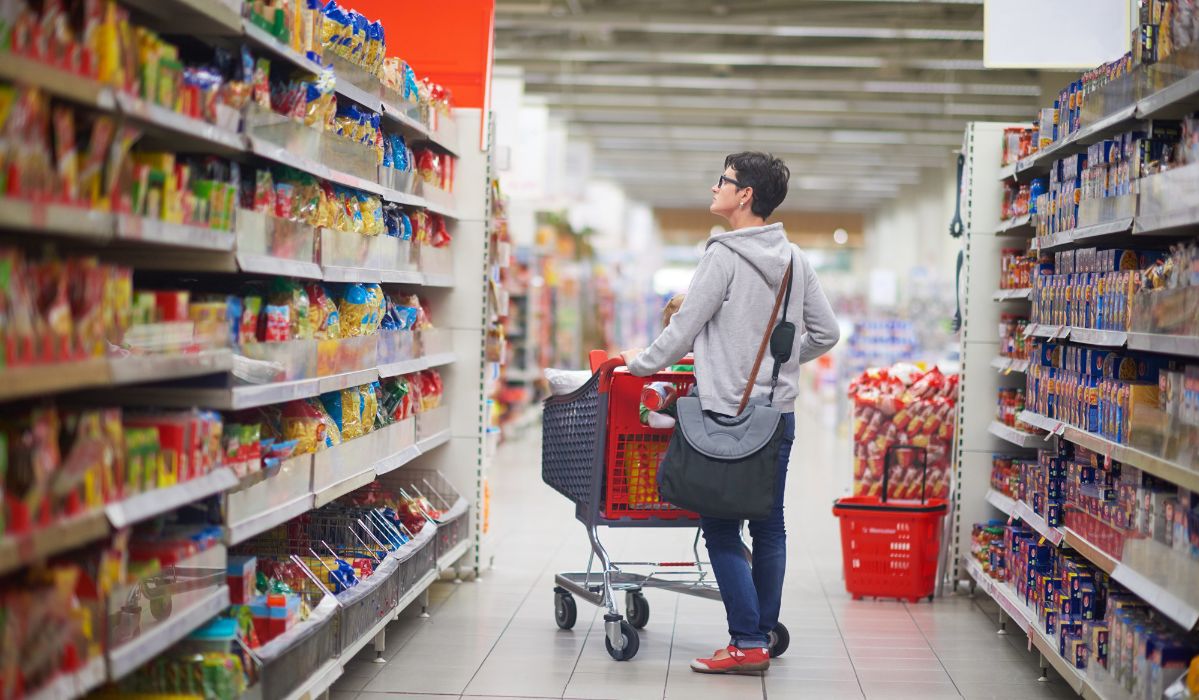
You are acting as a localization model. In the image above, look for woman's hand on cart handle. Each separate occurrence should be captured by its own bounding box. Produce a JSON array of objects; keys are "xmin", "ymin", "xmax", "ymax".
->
[{"xmin": 619, "ymin": 348, "xmax": 643, "ymax": 367}]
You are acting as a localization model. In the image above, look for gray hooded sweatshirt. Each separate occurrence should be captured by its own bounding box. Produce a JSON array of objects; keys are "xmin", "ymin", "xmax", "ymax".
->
[{"xmin": 628, "ymin": 222, "xmax": 840, "ymax": 415}]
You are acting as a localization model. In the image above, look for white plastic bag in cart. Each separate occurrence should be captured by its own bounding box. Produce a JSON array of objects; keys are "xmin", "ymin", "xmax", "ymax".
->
[{"xmin": 544, "ymin": 368, "xmax": 591, "ymax": 396}]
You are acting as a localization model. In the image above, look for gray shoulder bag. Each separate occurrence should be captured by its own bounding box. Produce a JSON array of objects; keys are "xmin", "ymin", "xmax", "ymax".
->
[{"xmin": 657, "ymin": 257, "xmax": 795, "ymax": 521}]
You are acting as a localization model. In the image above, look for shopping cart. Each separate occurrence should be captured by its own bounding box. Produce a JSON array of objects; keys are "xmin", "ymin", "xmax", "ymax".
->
[
  {"xmin": 832, "ymin": 445, "xmax": 949, "ymax": 603},
  {"xmin": 542, "ymin": 350, "xmax": 791, "ymax": 661}
]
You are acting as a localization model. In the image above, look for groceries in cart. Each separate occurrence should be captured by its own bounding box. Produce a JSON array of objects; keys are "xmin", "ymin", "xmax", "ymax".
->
[{"xmin": 849, "ymin": 363, "xmax": 958, "ymax": 500}]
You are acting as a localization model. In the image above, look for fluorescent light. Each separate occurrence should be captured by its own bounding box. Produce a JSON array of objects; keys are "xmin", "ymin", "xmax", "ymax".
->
[
  {"xmin": 534, "ymin": 92, "xmax": 1034, "ymax": 118},
  {"xmin": 495, "ymin": 16, "xmax": 983, "ymax": 41},
  {"xmin": 522, "ymin": 72, "xmax": 1040, "ymax": 97}
]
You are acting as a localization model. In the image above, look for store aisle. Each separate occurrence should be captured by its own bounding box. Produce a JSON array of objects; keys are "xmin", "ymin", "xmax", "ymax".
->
[{"xmin": 331, "ymin": 409, "xmax": 1079, "ymax": 700}]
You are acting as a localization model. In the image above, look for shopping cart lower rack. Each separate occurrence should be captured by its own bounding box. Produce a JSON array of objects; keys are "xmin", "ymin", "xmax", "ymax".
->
[{"xmin": 541, "ymin": 351, "xmax": 791, "ymax": 661}]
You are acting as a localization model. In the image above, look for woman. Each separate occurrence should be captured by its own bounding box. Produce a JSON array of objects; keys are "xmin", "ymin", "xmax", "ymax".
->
[{"xmin": 621, "ymin": 152, "xmax": 840, "ymax": 674}]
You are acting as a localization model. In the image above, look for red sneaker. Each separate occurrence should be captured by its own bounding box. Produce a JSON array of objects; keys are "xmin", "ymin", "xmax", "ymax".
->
[{"xmin": 689, "ymin": 645, "xmax": 770, "ymax": 674}]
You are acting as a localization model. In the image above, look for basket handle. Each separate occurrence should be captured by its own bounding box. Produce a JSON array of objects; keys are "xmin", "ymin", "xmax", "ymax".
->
[
  {"xmin": 590, "ymin": 350, "xmax": 609, "ymax": 373},
  {"xmin": 882, "ymin": 445, "xmax": 929, "ymax": 504}
]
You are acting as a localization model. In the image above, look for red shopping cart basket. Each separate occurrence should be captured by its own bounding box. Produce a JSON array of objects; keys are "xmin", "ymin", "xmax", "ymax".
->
[{"xmin": 832, "ymin": 445, "xmax": 948, "ymax": 603}]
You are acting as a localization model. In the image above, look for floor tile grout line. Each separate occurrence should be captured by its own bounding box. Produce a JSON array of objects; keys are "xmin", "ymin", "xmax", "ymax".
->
[
  {"xmin": 661, "ymin": 592, "xmax": 680, "ymax": 700},
  {"xmin": 559, "ymin": 600, "xmax": 602, "ymax": 698},
  {"xmin": 457, "ymin": 531, "xmax": 575, "ymax": 697},
  {"xmin": 902, "ymin": 597, "xmax": 965, "ymax": 698},
  {"xmin": 805, "ymin": 545, "xmax": 866, "ymax": 700}
]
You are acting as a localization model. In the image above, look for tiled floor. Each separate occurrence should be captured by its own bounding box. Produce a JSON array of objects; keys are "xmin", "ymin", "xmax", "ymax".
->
[{"xmin": 331, "ymin": 406, "xmax": 1080, "ymax": 700}]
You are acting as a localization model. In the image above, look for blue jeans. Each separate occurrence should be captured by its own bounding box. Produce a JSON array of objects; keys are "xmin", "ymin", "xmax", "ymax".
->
[{"xmin": 699, "ymin": 412, "xmax": 795, "ymax": 649}]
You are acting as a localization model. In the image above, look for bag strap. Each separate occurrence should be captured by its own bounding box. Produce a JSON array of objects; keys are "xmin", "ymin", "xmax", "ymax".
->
[
  {"xmin": 737, "ymin": 261, "xmax": 793, "ymax": 415},
  {"xmin": 768, "ymin": 254, "xmax": 796, "ymax": 403}
]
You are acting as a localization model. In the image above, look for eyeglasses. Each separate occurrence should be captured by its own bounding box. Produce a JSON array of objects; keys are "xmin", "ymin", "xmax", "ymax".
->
[{"xmin": 717, "ymin": 174, "xmax": 745, "ymax": 189}]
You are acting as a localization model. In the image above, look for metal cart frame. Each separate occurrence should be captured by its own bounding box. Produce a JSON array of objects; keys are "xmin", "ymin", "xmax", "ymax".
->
[{"xmin": 542, "ymin": 353, "xmax": 790, "ymax": 661}]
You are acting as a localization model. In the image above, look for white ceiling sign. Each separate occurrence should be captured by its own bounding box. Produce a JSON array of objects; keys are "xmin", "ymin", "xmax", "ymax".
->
[{"xmin": 984, "ymin": 0, "xmax": 1130, "ymax": 69}]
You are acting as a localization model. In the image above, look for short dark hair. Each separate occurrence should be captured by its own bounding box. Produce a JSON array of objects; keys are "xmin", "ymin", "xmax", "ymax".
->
[{"xmin": 724, "ymin": 152, "xmax": 790, "ymax": 219}]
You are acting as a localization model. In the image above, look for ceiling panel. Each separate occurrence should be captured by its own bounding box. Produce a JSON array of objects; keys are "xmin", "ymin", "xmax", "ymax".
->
[{"xmin": 495, "ymin": 0, "xmax": 1040, "ymax": 212}]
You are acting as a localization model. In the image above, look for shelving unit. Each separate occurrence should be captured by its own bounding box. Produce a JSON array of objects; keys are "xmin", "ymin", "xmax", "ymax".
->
[
  {"xmin": 987, "ymin": 420, "xmax": 1050, "ymax": 449},
  {"xmin": 960, "ymin": 57, "xmax": 1199, "ymax": 694},
  {"xmin": 0, "ymin": 0, "xmax": 494, "ymax": 695}
]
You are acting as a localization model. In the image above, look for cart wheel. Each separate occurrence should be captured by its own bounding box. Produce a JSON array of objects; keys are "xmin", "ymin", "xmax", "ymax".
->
[
  {"xmin": 606, "ymin": 620, "xmax": 640, "ymax": 661},
  {"xmin": 149, "ymin": 595, "xmax": 172, "ymax": 622},
  {"xmin": 768, "ymin": 623, "xmax": 790, "ymax": 658},
  {"xmin": 554, "ymin": 591, "xmax": 577, "ymax": 630},
  {"xmin": 626, "ymin": 592, "xmax": 650, "ymax": 629},
  {"xmin": 928, "ymin": 594, "xmax": 935, "ymax": 603}
]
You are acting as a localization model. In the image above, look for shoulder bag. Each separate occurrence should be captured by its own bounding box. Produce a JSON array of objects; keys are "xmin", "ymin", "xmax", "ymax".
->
[{"xmin": 656, "ymin": 255, "xmax": 795, "ymax": 521}]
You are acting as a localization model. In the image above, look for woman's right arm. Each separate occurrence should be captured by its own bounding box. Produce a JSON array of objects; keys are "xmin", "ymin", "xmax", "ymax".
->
[{"xmin": 627, "ymin": 249, "xmax": 732, "ymax": 377}]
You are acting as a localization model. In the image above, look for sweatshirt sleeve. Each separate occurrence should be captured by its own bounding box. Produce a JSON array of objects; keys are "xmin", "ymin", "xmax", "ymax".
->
[
  {"xmin": 628, "ymin": 247, "xmax": 732, "ymax": 377},
  {"xmin": 797, "ymin": 251, "xmax": 840, "ymax": 364}
]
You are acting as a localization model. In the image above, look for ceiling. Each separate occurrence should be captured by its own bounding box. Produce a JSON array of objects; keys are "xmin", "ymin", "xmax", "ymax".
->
[{"xmin": 493, "ymin": 0, "xmax": 1049, "ymax": 212}]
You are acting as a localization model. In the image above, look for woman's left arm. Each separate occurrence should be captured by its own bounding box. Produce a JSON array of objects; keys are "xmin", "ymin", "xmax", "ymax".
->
[
  {"xmin": 797, "ymin": 251, "xmax": 840, "ymax": 363},
  {"xmin": 627, "ymin": 248, "xmax": 732, "ymax": 376}
]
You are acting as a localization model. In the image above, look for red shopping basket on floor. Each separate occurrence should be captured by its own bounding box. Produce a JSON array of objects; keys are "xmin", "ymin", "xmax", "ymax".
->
[{"xmin": 832, "ymin": 445, "xmax": 948, "ymax": 603}]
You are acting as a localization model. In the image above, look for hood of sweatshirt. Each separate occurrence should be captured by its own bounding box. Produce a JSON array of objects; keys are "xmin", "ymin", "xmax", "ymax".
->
[{"xmin": 706, "ymin": 222, "xmax": 791, "ymax": 287}]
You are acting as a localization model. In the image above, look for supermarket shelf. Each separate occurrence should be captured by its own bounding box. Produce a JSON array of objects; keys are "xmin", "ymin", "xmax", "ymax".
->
[
  {"xmin": 1012, "ymin": 499, "xmax": 1065, "ymax": 545},
  {"xmin": 226, "ymin": 494, "xmax": 314, "ymax": 546},
  {"xmin": 1037, "ymin": 218, "xmax": 1135, "ymax": 251},
  {"xmin": 1067, "ymin": 328, "xmax": 1128, "ymax": 348},
  {"xmin": 236, "ymin": 253, "xmax": 324, "ymax": 280},
  {"xmin": 1138, "ymin": 64, "xmax": 1199, "ymax": 119},
  {"xmin": 114, "ymin": 93, "xmax": 245, "ymax": 155},
  {"xmin": 106, "ymin": 468, "xmax": 239, "ymax": 529},
  {"xmin": 322, "ymin": 265, "xmax": 384, "ymax": 284},
  {"xmin": 375, "ymin": 444, "xmax": 423, "ymax": 477},
  {"xmin": 990, "ymin": 357, "xmax": 1029, "ymax": 374},
  {"xmin": 115, "ymin": 368, "xmax": 381, "ymax": 411},
  {"xmin": 0, "ymin": 358, "xmax": 111, "ymax": 402},
  {"xmin": 28, "ymin": 655, "xmax": 106, "ymax": 700},
  {"xmin": 992, "ymin": 288, "xmax": 1031, "ymax": 301},
  {"xmin": 985, "ymin": 490, "xmax": 1066, "ymax": 546},
  {"xmin": 1126, "ymin": 332, "xmax": 1199, "ymax": 358},
  {"xmin": 0, "ymin": 54, "xmax": 116, "ymax": 110},
  {"xmin": 988, "ymin": 421, "xmax": 1047, "ymax": 449},
  {"xmin": 1018, "ymin": 410, "xmax": 1199, "ymax": 494},
  {"xmin": 378, "ymin": 357, "xmax": 432, "ymax": 378},
  {"xmin": 313, "ymin": 466, "xmax": 377, "ymax": 508},
  {"xmin": 417, "ymin": 429, "xmax": 452, "ymax": 454},
  {"xmin": 108, "ymin": 586, "xmax": 231, "ymax": 680},
  {"xmin": 993, "ymin": 214, "xmax": 1033, "ymax": 237},
  {"xmin": 437, "ymin": 539, "xmax": 471, "ymax": 573},
  {"xmin": 984, "ymin": 489, "xmax": 1017, "ymax": 518},
  {"xmin": 114, "ymin": 215, "xmax": 235, "ymax": 251},
  {"xmin": 109, "ymin": 348, "xmax": 233, "ymax": 385},
  {"xmin": 424, "ymin": 273, "xmax": 456, "ymax": 287},
  {"xmin": 0, "ymin": 197, "xmax": 114, "ymax": 241},
  {"xmin": 381, "ymin": 269, "xmax": 424, "ymax": 284},
  {"xmin": 425, "ymin": 352, "xmax": 457, "ymax": 369},
  {"xmin": 242, "ymin": 22, "xmax": 325, "ymax": 75},
  {"xmin": 119, "ymin": 0, "xmax": 243, "ymax": 35},
  {"xmin": 0, "ymin": 510, "xmax": 110, "ymax": 578},
  {"xmin": 1022, "ymin": 104, "xmax": 1139, "ymax": 177},
  {"xmin": 1060, "ymin": 528, "xmax": 1199, "ymax": 631},
  {"xmin": 963, "ymin": 557, "xmax": 1127, "ymax": 700},
  {"xmin": 1025, "ymin": 323, "xmax": 1070, "ymax": 340},
  {"xmin": 282, "ymin": 659, "xmax": 343, "ymax": 700},
  {"xmin": 997, "ymin": 162, "xmax": 1018, "ymax": 182},
  {"xmin": 246, "ymin": 135, "xmax": 385, "ymax": 197}
]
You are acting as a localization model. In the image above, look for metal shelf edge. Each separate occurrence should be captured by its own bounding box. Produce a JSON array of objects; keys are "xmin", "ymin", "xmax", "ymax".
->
[
  {"xmin": 106, "ymin": 468, "xmax": 239, "ymax": 529},
  {"xmin": 437, "ymin": 539, "xmax": 471, "ymax": 573},
  {"xmin": 227, "ymin": 494, "xmax": 315, "ymax": 546},
  {"xmin": 108, "ymin": 586, "xmax": 231, "ymax": 680}
]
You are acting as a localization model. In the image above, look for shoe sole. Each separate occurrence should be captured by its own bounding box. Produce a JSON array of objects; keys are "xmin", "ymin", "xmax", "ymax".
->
[{"xmin": 689, "ymin": 661, "xmax": 770, "ymax": 675}]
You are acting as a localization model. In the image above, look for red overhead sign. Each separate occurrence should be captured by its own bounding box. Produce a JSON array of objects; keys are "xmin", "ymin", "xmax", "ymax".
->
[{"xmin": 347, "ymin": 0, "xmax": 496, "ymax": 111}]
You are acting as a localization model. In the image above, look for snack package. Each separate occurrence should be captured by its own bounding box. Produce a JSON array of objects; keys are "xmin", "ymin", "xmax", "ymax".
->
[
  {"xmin": 849, "ymin": 364, "xmax": 959, "ymax": 501},
  {"xmin": 306, "ymin": 283, "xmax": 339, "ymax": 339},
  {"xmin": 337, "ymin": 284, "xmax": 370, "ymax": 337},
  {"xmin": 359, "ymin": 383, "xmax": 378, "ymax": 433},
  {"xmin": 280, "ymin": 399, "xmax": 327, "ymax": 454},
  {"xmin": 319, "ymin": 388, "xmax": 363, "ymax": 441}
]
